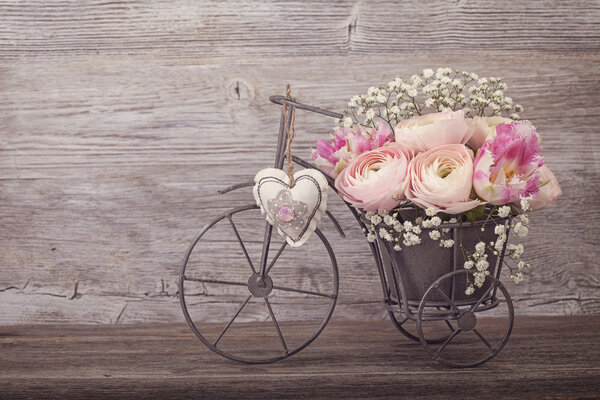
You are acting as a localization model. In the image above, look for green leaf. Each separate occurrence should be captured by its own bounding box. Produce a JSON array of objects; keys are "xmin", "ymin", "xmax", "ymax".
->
[{"xmin": 465, "ymin": 204, "xmax": 486, "ymax": 222}]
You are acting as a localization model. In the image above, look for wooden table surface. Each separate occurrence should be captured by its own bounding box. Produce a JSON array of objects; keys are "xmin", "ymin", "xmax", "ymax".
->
[{"xmin": 1, "ymin": 316, "xmax": 599, "ymax": 399}]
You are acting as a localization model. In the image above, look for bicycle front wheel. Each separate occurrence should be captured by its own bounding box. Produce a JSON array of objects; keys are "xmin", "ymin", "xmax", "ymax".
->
[{"xmin": 179, "ymin": 204, "xmax": 339, "ymax": 363}]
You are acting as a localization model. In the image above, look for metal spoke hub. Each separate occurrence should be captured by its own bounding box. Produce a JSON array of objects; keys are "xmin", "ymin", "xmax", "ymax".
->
[
  {"xmin": 247, "ymin": 274, "xmax": 273, "ymax": 298},
  {"xmin": 457, "ymin": 311, "xmax": 477, "ymax": 331}
]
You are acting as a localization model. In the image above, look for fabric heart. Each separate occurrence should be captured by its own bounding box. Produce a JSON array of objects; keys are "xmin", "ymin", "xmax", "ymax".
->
[{"xmin": 253, "ymin": 168, "xmax": 329, "ymax": 247}]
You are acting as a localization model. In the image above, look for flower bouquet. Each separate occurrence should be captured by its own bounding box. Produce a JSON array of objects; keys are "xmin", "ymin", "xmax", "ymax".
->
[{"xmin": 312, "ymin": 68, "xmax": 562, "ymax": 297}]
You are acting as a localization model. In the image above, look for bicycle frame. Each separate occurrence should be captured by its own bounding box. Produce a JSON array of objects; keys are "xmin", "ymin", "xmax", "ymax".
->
[{"xmin": 181, "ymin": 94, "xmax": 516, "ymax": 368}]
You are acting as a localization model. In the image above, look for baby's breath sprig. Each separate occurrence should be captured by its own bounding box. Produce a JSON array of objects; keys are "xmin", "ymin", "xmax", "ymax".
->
[{"xmin": 342, "ymin": 67, "xmax": 523, "ymax": 133}]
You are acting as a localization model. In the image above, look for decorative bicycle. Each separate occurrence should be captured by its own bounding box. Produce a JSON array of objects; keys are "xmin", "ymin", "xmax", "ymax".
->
[{"xmin": 179, "ymin": 95, "xmax": 514, "ymax": 368}]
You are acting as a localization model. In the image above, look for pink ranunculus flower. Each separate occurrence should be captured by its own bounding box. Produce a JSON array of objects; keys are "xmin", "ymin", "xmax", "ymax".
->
[
  {"xmin": 405, "ymin": 144, "xmax": 484, "ymax": 214},
  {"xmin": 529, "ymin": 165, "xmax": 562, "ymax": 210},
  {"xmin": 394, "ymin": 110, "xmax": 474, "ymax": 153},
  {"xmin": 473, "ymin": 120, "xmax": 544, "ymax": 205},
  {"xmin": 311, "ymin": 123, "xmax": 392, "ymax": 178},
  {"xmin": 334, "ymin": 143, "xmax": 412, "ymax": 212},
  {"xmin": 466, "ymin": 116, "xmax": 513, "ymax": 151}
]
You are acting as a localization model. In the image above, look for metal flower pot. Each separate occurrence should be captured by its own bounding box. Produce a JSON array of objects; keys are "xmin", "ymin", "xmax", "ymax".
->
[{"xmin": 377, "ymin": 218, "xmax": 508, "ymax": 305}]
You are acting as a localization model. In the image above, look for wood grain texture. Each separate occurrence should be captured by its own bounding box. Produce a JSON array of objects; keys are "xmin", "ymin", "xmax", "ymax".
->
[
  {"xmin": 1, "ymin": 317, "xmax": 599, "ymax": 399},
  {"xmin": 1, "ymin": 0, "xmax": 599, "ymax": 324}
]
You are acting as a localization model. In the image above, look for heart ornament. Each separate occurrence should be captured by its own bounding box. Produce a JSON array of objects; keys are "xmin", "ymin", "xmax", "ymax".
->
[{"xmin": 253, "ymin": 168, "xmax": 329, "ymax": 247}]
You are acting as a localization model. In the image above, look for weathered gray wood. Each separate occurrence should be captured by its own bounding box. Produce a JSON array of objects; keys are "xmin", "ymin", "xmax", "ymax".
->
[
  {"xmin": 1, "ymin": 317, "xmax": 599, "ymax": 399},
  {"xmin": 0, "ymin": 0, "xmax": 599, "ymax": 324}
]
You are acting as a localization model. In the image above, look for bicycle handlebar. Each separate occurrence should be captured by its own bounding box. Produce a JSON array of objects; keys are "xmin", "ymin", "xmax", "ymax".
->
[{"xmin": 269, "ymin": 95, "xmax": 343, "ymax": 120}]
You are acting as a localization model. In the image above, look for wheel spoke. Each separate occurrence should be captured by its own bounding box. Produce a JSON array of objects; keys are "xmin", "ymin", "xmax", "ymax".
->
[
  {"xmin": 264, "ymin": 298, "xmax": 288, "ymax": 353},
  {"xmin": 436, "ymin": 328, "xmax": 462, "ymax": 356},
  {"xmin": 213, "ymin": 295, "xmax": 252, "ymax": 346},
  {"xmin": 183, "ymin": 276, "xmax": 248, "ymax": 287},
  {"xmin": 266, "ymin": 242, "xmax": 287, "ymax": 275},
  {"xmin": 258, "ymin": 222, "xmax": 273, "ymax": 275},
  {"xmin": 273, "ymin": 285, "xmax": 335, "ymax": 299},
  {"xmin": 472, "ymin": 328, "xmax": 493, "ymax": 349},
  {"xmin": 435, "ymin": 307, "xmax": 455, "ymax": 333},
  {"xmin": 469, "ymin": 283, "xmax": 495, "ymax": 312},
  {"xmin": 435, "ymin": 287, "xmax": 460, "ymax": 313},
  {"xmin": 443, "ymin": 319, "xmax": 455, "ymax": 333},
  {"xmin": 227, "ymin": 216, "xmax": 257, "ymax": 274}
]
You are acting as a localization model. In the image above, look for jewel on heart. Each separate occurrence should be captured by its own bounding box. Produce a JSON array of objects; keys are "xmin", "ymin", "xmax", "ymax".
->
[
  {"xmin": 253, "ymin": 168, "xmax": 329, "ymax": 247},
  {"xmin": 277, "ymin": 204, "xmax": 295, "ymax": 222},
  {"xmin": 267, "ymin": 189, "xmax": 308, "ymax": 232}
]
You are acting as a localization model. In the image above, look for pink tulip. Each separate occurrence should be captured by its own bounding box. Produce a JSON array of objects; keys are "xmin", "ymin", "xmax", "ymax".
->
[
  {"xmin": 473, "ymin": 121, "xmax": 544, "ymax": 205},
  {"xmin": 529, "ymin": 165, "xmax": 562, "ymax": 210},
  {"xmin": 335, "ymin": 143, "xmax": 412, "ymax": 212},
  {"xmin": 312, "ymin": 123, "xmax": 392, "ymax": 178},
  {"xmin": 312, "ymin": 139, "xmax": 338, "ymax": 176},
  {"xmin": 466, "ymin": 116, "xmax": 513, "ymax": 150},
  {"xmin": 405, "ymin": 144, "xmax": 484, "ymax": 214},
  {"xmin": 394, "ymin": 110, "xmax": 474, "ymax": 153}
]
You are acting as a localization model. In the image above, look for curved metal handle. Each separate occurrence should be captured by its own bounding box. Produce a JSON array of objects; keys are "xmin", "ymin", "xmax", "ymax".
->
[{"xmin": 269, "ymin": 95, "xmax": 343, "ymax": 120}]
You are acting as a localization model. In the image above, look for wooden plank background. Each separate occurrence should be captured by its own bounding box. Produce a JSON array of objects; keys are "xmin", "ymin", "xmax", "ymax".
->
[{"xmin": 0, "ymin": 0, "xmax": 599, "ymax": 324}]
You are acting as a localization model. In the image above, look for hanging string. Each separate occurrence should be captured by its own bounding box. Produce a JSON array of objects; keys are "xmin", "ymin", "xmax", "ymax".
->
[{"xmin": 282, "ymin": 84, "xmax": 296, "ymax": 186}]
